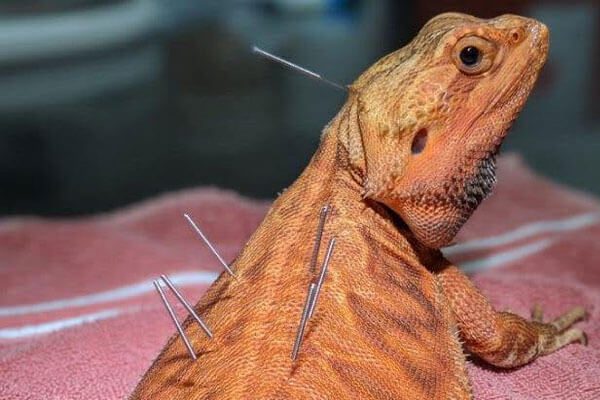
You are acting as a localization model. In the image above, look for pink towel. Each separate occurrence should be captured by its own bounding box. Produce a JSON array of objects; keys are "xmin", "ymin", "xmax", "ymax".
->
[{"xmin": 1, "ymin": 154, "xmax": 599, "ymax": 399}]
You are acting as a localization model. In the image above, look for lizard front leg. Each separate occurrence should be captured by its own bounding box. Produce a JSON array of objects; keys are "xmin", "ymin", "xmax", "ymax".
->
[{"xmin": 435, "ymin": 261, "xmax": 587, "ymax": 368}]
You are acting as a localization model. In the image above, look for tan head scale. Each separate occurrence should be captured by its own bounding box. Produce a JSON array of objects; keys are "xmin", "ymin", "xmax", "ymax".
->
[{"xmin": 344, "ymin": 12, "xmax": 549, "ymax": 248}]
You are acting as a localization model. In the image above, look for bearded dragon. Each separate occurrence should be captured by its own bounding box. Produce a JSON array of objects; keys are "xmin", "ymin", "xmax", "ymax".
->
[{"xmin": 130, "ymin": 12, "xmax": 587, "ymax": 399}]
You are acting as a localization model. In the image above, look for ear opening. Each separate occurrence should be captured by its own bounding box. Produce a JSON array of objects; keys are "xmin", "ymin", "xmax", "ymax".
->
[{"xmin": 411, "ymin": 128, "xmax": 428, "ymax": 155}]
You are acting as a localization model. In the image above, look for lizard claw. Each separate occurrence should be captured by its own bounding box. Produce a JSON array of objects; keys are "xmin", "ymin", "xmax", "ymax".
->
[
  {"xmin": 531, "ymin": 305, "xmax": 589, "ymax": 356},
  {"xmin": 579, "ymin": 330, "xmax": 589, "ymax": 346},
  {"xmin": 550, "ymin": 306, "xmax": 587, "ymax": 332},
  {"xmin": 531, "ymin": 303, "xmax": 544, "ymax": 322}
]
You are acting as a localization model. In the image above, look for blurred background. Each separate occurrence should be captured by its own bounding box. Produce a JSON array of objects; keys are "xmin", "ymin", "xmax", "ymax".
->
[{"xmin": 0, "ymin": 0, "xmax": 598, "ymax": 216}]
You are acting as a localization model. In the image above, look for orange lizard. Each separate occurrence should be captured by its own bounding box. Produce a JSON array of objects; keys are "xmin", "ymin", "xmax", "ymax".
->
[{"xmin": 130, "ymin": 12, "xmax": 587, "ymax": 399}]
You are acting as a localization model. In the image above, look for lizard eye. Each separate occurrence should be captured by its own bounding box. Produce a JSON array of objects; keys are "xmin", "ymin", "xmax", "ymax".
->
[
  {"xmin": 452, "ymin": 36, "xmax": 497, "ymax": 75},
  {"xmin": 459, "ymin": 46, "xmax": 480, "ymax": 66}
]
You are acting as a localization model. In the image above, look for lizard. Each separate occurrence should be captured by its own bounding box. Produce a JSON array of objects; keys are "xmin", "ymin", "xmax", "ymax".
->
[{"xmin": 130, "ymin": 12, "xmax": 587, "ymax": 399}]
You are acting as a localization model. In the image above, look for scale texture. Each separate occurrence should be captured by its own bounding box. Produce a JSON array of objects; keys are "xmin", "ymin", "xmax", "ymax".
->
[
  {"xmin": 0, "ymin": 12, "xmax": 592, "ymax": 400},
  {"xmin": 129, "ymin": 12, "xmax": 588, "ymax": 399}
]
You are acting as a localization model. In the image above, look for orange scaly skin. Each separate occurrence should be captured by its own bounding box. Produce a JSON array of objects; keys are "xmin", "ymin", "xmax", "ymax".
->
[{"xmin": 131, "ymin": 13, "xmax": 587, "ymax": 399}]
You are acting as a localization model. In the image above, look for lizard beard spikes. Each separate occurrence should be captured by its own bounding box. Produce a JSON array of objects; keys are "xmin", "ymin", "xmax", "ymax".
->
[
  {"xmin": 394, "ymin": 151, "xmax": 499, "ymax": 249},
  {"xmin": 462, "ymin": 152, "xmax": 498, "ymax": 210}
]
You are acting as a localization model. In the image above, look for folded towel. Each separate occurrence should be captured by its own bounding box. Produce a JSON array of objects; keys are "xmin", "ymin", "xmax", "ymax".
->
[{"xmin": 0, "ymin": 154, "xmax": 598, "ymax": 399}]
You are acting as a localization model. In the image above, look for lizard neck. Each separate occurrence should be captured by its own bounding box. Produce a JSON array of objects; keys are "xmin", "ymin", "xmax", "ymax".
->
[
  {"xmin": 274, "ymin": 100, "xmax": 366, "ymax": 224},
  {"xmin": 269, "ymin": 99, "xmax": 435, "ymax": 267}
]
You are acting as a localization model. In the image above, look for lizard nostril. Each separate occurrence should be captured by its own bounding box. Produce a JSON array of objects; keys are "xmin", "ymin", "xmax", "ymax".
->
[
  {"xmin": 510, "ymin": 29, "xmax": 521, "ymax": 43},
  {"xmin": 411, "ymin": 128, "xmax": 428, "ymax": 155}
]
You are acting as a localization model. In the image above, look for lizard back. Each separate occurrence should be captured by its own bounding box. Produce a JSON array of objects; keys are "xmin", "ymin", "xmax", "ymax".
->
[{"xmin": 130, "ymin": 120, "xmax": 471, "ymax": 399}]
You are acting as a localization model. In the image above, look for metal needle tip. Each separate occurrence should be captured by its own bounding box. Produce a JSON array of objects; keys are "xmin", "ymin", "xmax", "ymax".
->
[{"xmin": 292, "ymin": 283, "xmax": 317, "ymax": 361}]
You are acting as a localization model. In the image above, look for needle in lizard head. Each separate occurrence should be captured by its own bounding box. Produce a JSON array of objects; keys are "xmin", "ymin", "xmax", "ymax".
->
[
  {"xmin": 252, "ymin": 46, "xmax": 347, "ymax": 92},
  {"xmin": 183, "ymin": 213, "xmax": 236, "ymax": 277}
]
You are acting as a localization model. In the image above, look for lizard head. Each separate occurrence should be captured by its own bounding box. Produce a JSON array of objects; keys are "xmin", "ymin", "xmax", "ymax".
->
[{"xmin": 347, "ymin": 12, "xmax": 549, "ymax": 248}]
